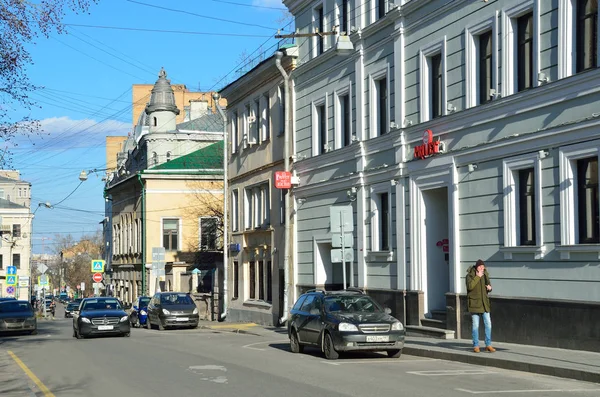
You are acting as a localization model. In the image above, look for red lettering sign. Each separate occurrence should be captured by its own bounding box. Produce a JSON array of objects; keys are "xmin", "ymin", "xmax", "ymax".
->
[
  {"xmin": 274, "ymin": 171, "xmax": 291, "ymax": 189},
  {"xmin": 414, "ymin": 129, "xmax": 442, "ymax": 159}
]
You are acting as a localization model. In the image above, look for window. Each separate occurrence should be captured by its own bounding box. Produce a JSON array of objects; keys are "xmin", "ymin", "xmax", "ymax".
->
[
  {"xmin": 252, "ymin": 98, "xmax": 260, "ymax": 144},
  {"xmin": 280, "ymin": 189, "xmax": 287, "ymax": 225},
  {"xmin": 576, "ymin": 0, "xmax": 598, "ymax": 72},
  {"xmin": 232, "ymin": 189, "xmax": 239, "ymax": 232},
  {"xmin": 258, "ymin": 260, "xmax": 265, "ymax": 300},
  {"xmin": 261, "ymin": 93, "xmax": 270, "ymax": 142},
  {"xmin": 430, "ymin": 54, "xmax": 443, "ymax": 119},
  {"xmin": 13, "ymin": 254, "xmax": 20, "ymax": 269},
  {"xmin": 419, "ymin": 39, "xmax": 446, "ymax": 122},
  {"xmin": 313, "ymin": 101, "xmax": 328, "ymax": 155},
  {"xmin": 231, "ymin": 111, "xmax": 238, "ymax": 154},
  {"xmin": 0, "ymin": 254, "xmax": 3, "ymax": 269},
  {"xmin": 479, "ymin": 30, "xmax": 493, "ymax": 105},
  {"xmin": 153, "ymin": 117, "xmax": 157, "ymax": 127},
  {"xmin": 244, "ymin": 104, "xmax": 251, "ymax": 148},
  {"xmin": 558, "ymin": 143, "xmax": 600, "ymax": 257},
  {"xmin": 341, "ymin": 94, "xmax": 351, "ymax": 146},
  {"xmin": 518, "ymin": 168, "xmax": 536, "ymax": 245},
  {"xmin": 249, "ymin": 261, "xmax": 256, "ymax": 299},
  {"xmin": 166, "ymin": 152, "xmax": 172, "ymax": 162},
  {"xmin": 278, "ymin": 85, "xmax": 285, "ymax": 136},
  {"xmin": 200, "ymin": 217, "xmax": 219, "ymax": 250},
  {"xmin": 267, "ymin": 260, "xmax": 272, "ymax": 303},
  {"xmin": 376, "ymin": 78, "xmax": 388, "ymax": 135},
  {"xmin": 315, "ymin": 5, "xmax": 325, "ymax": 56},
  {"xmin": 577, "ymin": 157, "xmax": 599, "ymax": 243},
  {"xmin": 233, "ymin": 261, "xmax": 239, "ymax": 299},
  {"xmin": 378, "ymin": 0, "xmax": 386, "ymax": 19},
  {"xmin": 244, "ymin": 183, "xmax": 269, "ymax": 230},
  {"xmin": 0, "ymin": 188, "xmax": 4, "ymax": 198},
  {"xmin": 502, "ymin": 154, "xmax": 543, "ymax": 258},
  {"xmin": 162, "ymin": 219, "xmax": 179, "ymax": 251},
  {"xmin": 152, "ymin": 152, "xmax": 158, "ymax": 165},
  {"xmin": 12, "ymin": 224, "xmax": 21, "ymax": 238},
  {"xmin": 340, "ymin": 0, "xmax": 349, "ymax": 34},
  {"xmin": 245, "ymin": 188, "xmax": 253, "ymax": 230},
  {"xmin": 517, "ymin": 12, "xmax": 534, "ymax": 91},
  {"xmin": 502, "ymin": 2, "xmax": 538, "ymax": 95},
  {"xmin": 370, "ymin": 185, "xmax": 392, "ymax": 251}
]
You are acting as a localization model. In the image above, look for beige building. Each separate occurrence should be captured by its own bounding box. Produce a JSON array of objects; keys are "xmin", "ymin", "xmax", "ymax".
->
[
  {"xmin": 105, "ymin": 69, "xmax": 224, "ymax": 304},
  {"xmin": 0, "ymin": 171, "xmax": 33, "ymax": 299}
]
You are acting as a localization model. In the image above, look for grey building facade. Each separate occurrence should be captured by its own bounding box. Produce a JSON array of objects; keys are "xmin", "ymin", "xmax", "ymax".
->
[{"xmin": 284, "ymin": 0, "xmax": 600, "ymax": 349}]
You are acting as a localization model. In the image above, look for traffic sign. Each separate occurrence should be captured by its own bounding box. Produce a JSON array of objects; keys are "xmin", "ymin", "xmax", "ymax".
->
[
  {"xmin": 39, "ymin": 275, "xmax": 49, "ymax": 286},
  {"xmin": 6, "ymin": 275, "xmax": 17, "ymax": 286},
  {"xmin": 6, "ymin": 286, "xmax": 14, "ymax": 294},
  {"xmin": 19, "ymin": 276, "xmax": 29, "ymax": 287},
  {"xmin": 6, "ymin": 265, "xmax": 16, "ymax": 275},
  {"xmin": 80, "ymin": 282, "xmax": 85, "ymax": 291},
  {"xmin": 92, "ymin": 273, "xmax": 103, "ymax": 283},
  {"xmin": 91, "ymin": 260, "xmax": 105, "ymax": 273}
]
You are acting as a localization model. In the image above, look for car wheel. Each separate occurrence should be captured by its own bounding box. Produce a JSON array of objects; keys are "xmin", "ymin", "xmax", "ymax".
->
[
  {"xmin": 29, "ymin": 330, "xmax": 38, "ymax": 335},
  {"xmin": 289, "ymin": 330, "xmax": 304, "ymax": 354},
  {"xmin": 123, "ymin": 332, "xmax": 131, "ymax": 337},
  {"xmin": 323, "ymin": 333, "xmax": 339, "ymax": 360},
  {"xmin": 157, "ymin": 321, "xmax": 165, "ymax": 331},
  {"xmin": 387, "ymin": 349, "xmax": 402, "ymax": 358}
]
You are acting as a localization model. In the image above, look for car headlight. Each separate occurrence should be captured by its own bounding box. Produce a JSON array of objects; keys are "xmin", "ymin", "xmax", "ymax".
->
[
  {"xmin": 338, "ymin": 322, "xmax": 359, "ymax": 332},
  {"xmin": 162, "ymin": 308, "xmax": 170, "ymax": 315},
  {"xmin": 140, "ymin": 310, "xmax": 147, "ymax": 315},
  {"xmin": 26, "ymin": 317, "xmax": 36, "ymax": 323},
  {"xmin": 193, "ymin": 308, "xmax": 198, "ymax": 315},
  {"xmin": 120, "ymin": 316, "xmax": 129, "ymax": 322},
  {"xmin": 391, "ymin": 321, "xmax": 404, "ymax": 331},
  {"xmin": 80, "ymin": 317, "xmax": 91, "ymax": 324}
]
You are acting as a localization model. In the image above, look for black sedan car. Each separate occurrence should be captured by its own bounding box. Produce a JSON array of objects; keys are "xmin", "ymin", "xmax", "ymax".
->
[
  {"xmin": 73, "ymin": 297, "xmax": 130, "ymax": 339},
  {"xmin": 64, "ymin": 301, "xmax": 80, "ymax": 318},
  {"xmin": 288, "ymin": 289, "xmax": 405, "ymax": 360},
  {"xmin": 146, "ymin": 292, "xmax": 199, "ymax": 330},
  {"xmin": 0, "ymin": 300, "xmax": 37, "ymax": 335}
]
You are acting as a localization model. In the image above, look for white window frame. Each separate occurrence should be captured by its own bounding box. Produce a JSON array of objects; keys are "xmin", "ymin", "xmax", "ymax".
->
[
  {"xmin": 243, "ymin": 103, "xmax": 251, "ymax": 149},
  {"xmin": 419, "ymin": 37, "xmax": 447, "ymax": 123},
  {"xmin": 312, "ymin": 1, "xmax": 326, "ymax": 58},
  {"xmin": 251, "ymin": 98, "xmax": 260, "ymax": 144},
  {"xmin": 244, "ymin": 187, "xmax": 253, "ymax": 230},
  {"xmin": 370, "ymin": 183, "xmax": 392, "ymax": 253},
  {"xmin": 278, "ymin": 85, "xmax": 285, "ymax": 136},
  {"xmin": 369, "ymin": 67, "xmax": 389, "ymax": 138},
  {"xmin": 260, "ymin": 92, "xmax": 270, "ymax": 142},
  {"xmin": 262, "ymin": 183, "xmax": 271, "ymax": 227},
  {"xmin": 465, "ymin": 15, "xmax": 499, "ymax": 108},
  {"xmin": 335, "ymin": 0, "xmax": 352, "ymax": 35},
  {"xmin": 558, "ymin": 142, "xmax": 600, "ymax": 259},
  {"xmin": 334, "ymin": 83, "xmax": 352, "ymax": 149},
  {"xmin": 501, "ymin": 0, "xmax": 540, "ymax": 96},
  {"xmin": 230, "ymin": 111, "xmax": 238, "ymax": 154},
  {"xmin": 232, "ymin": 189, "xmax": 239, "ymax": 232},
  {"xmin": 199, "ymin": 216, "xmax": 219, "ymax": 250},
  {"xmin": 161, "ymin": 217, "xmax": 181, "ymax": 252},
  {"xmin": 559, "ymin": 0, "xmax": 600, "ymax": 79},
  {"xmin": 501, "ymin": 153, "xmax": 545, "ymax": 259},
  {"xmin": 312, "ymin": 96, "xmax": 329, "ymax": 156}
]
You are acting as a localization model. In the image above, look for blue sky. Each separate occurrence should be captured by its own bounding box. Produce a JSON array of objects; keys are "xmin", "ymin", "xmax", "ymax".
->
[{"xmin": 8, "ymin": 0, "xmax": 292, "ymax": 254}]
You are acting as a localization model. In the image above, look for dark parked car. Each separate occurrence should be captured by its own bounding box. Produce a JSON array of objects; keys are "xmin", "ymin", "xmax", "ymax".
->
[
  {"xmin": 72, "ymin": 297, "xmax": 130, "ymax": 339},
  {"xmin": 288, "ymin": 289, "xmax": 405, "ymax": 360},
  {"xmin": 64, "ymin": 301, "xmax": 80, "ymax": 318},
  {"xmin": 146, "ymin": 292, "xmax": 199, "ymax": 330},
  {"xmin": 0, "ymin": 300, "xmax": 37, "ymax": 335}
]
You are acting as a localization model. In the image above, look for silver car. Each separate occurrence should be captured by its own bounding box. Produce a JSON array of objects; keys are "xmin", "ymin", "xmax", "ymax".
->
[
  {"xmin": 0, "ymin": 300, "xmax": 37, "ymax": 335},
  {"xmin": 146, "ymin": 292, "xmax": 199, "ymax": 330}
]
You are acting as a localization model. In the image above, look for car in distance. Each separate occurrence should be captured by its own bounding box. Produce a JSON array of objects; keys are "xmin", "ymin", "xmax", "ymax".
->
[
  {"xmin": 73, "ymin": 297, "xmax": 130, "ymax": 339},
  {"xmin": 64, "ymin": 301, "xmax": 80, "ymax": 318},
  {"xmin": 0, "ymin": 300, "xmax": 37, "ymax": 335},
  {"xmin": 146, "ymin": 292, "xmax": 199, "ymax": 330},
  {"xmin": 288, "ymin": 289, "xmax": 405, "ymax": 360}
]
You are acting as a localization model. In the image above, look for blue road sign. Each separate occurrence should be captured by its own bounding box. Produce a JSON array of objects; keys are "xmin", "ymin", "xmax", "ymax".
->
[
  {"xmin": 6, "ymin": 266, "xmax": 16, "ymax": 275},
  {"xmin": 6, "ymin": 275, "xmax": 17, "ymax": 285},
  {"xmin": 7, "ymin": 286, "xmax": 14, "ymax": 294},
  {"xmin": 91, "ymin": 260, "xmax": 105, "ymax": 273}
]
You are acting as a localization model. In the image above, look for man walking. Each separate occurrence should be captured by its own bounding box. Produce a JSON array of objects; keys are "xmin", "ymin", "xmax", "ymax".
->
[{"xmin": 466, "ymin": 259, "xmax": 495, "ymax": 353}]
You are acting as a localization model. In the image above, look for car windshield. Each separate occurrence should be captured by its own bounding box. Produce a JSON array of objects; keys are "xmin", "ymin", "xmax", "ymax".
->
[
  {"xmin": 0, "ymin": 302, "xmax": 32, "ymax": 313},
  {"xmin": 324, "ymin": 295, "xmax": 383, "ymax": 314},
  {"xmin": 160, "ymin": 293, "xmax": 193, "ymax": 305},
  {"xmin": 81, "ymin": 299, "xmax": 122, "ymax": 311},
  {"xmin": 139, "ymin": 298, "xmax": 151, "ymax": 307}
]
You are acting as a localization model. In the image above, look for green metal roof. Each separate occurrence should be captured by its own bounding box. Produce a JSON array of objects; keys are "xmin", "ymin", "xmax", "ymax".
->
[{"xmin": 151, "ymin": 140, "xmax": 223, "ymax": 173}]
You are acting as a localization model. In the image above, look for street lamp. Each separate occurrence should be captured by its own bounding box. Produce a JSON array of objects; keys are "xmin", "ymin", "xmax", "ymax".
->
[{"xmin": 29, "ymin": 201, "xmax": 52, "ymax": 316}]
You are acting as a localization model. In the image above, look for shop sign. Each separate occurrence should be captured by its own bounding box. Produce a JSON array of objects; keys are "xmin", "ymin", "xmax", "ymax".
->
[{"xmin": 414, "ymin": 129, "xmax": 443, "ymax": 160}]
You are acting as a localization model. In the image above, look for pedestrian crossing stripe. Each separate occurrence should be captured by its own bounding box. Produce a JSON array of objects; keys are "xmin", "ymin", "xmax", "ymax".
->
[
  {"xmin": 6, "ymin": 275, "xmax": 17, "ymax": 285},
  {"xmin": 91, "ymin": 260, "xmax": 105, "ymax": 273}
]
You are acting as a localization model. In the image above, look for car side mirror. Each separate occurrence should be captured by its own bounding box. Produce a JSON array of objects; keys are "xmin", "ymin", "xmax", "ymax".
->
[{"xmin": 384, "ymin": 307, "xmax": 392, "ymax": 315}]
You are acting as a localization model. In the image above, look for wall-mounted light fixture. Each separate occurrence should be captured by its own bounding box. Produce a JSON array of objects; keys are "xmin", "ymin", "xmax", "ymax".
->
[
  {"xmin": 489, "ymin": 89, "xmax": 502, "ymax": 100},
  {"xmin": 390, "ymin": 121, "xmax": 400, "ymax": 129},
  {"xmin": 347, "ymin": 187, "xmax": 357, "ymax": 201},
  {"xmin": 296, "ymin": 197, "xmax": 306, "ymax": 205},
  {"xmin": 468, "ymin": 164, "xmax": 478, "ymax": 173},
  {"xmin": 539, "ymin": 149, "xmax": 549, "ymax": 159},
  {"xmin": 538, "ymin": 72, "xmax": 550, "ymax": 84},
  {"xmin": 404, "ymin": 118, "xmax": 413, "ymax": 127},
  {"xmin": 446, "ymin": 102, "xmax": 456, "ymax": 113}
]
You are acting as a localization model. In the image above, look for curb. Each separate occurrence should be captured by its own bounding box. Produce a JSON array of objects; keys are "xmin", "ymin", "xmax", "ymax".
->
[
  {"xmin": 199, "ymin": 325, "xmax": 263, "ymax": 337},
  {"xmin": 402, "ymin": 346, "xmax": 600, "ymax": 384}
]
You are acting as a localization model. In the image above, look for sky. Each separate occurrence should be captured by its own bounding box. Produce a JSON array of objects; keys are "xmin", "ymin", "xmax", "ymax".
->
[{"xmin": 6, "ymin": 0, "xmax": 293, "ymax": 254}]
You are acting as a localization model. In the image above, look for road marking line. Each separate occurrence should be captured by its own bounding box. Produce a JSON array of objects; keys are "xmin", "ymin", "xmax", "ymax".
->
[
  {"xmin": 455, "ymin": 388, "xmax": 600, "ymax": 394},
  {"xmin": 321, "ymin": 358, "xmax": 439, "ymax": 365},
  {"xmin": 407, "ymin": 369, "xmax": 496, "ymax": 376},
  {"xmin": 242, "ymin": 339, "xmax": 289, "ymax": 351},
  {"xmin": 8, "ymin": 351, "xmax": 55, "ymax": 397}
]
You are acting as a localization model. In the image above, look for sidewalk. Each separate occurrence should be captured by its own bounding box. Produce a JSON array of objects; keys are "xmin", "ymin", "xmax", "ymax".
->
[{"xmin": 199, "ymin": 321, "xmax": 600, "ymax": 383}]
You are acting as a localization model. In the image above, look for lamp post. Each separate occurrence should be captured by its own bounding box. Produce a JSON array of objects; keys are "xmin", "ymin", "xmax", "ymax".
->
[{"xmin": 28, "ymin": 202, "xmax": 52, "ymax": 302}]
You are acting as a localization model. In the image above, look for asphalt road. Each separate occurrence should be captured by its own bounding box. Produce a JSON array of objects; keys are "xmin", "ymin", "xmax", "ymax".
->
[{"xmin": 1, "ymin": 305, "xmax": 599, "ymax": 397}]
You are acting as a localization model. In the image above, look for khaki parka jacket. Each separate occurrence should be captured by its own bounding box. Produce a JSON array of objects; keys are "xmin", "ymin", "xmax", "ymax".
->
[{"xmin": 466, "ymin": 266, "xmax": 492, "ymax": 313}]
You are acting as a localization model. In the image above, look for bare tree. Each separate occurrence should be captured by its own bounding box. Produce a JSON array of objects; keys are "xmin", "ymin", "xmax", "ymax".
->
[
  {"xmin": 52, "ymin": 232, "xmax": 102, "ymax": 294},
  {"xmin": 0, "ymin": 0, "xmax": 98, "ymax": 167}
]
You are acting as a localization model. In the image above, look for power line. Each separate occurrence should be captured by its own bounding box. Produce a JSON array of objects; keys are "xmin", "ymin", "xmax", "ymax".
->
[
  {"xmin": 209, "ymin": 0, "xmax": 287, "ymax": 11},
  {"xmin": 59, "ymin": 23, "xmax": 273, "ymax": 37}
]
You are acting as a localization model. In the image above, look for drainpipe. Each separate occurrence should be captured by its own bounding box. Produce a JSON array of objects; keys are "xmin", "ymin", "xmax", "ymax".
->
[
  {"xmin": 213, "ymin": 93, "xmax": 228, "ymax": 321},
  {"xmin": 275, "ymin": 51, "xmax": 291, "ymax": 325},
  {"xmin": 137, "ymin": 173, "xmax": 146, "ymax": 296}
]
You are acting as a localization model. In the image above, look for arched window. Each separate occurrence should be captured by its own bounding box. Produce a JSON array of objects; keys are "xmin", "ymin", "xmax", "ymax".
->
[
  {"xmin": 166, "ymin": 151, "xmax": 172, "ymax": 162},
  {"xmin": 153, "ymin": 117, "xmax": 157, "ymax": 127},
  {"xmin": 152, "ymin": 152, "xmax": 158, "ymax": 165}
]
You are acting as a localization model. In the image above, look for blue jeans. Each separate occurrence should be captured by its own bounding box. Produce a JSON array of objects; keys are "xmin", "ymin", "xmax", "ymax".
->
[{"xmin": 471, "ymin": 312, "xmax": 492, "ymax": 347}]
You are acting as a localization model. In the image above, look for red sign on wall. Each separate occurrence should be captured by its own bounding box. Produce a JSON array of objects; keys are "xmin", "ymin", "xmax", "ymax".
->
[
  {"xmin": 414, "ymin": 129, "xmax": 442, "ymax": 159},
  {"xmin": 274, "ymin": 171, "xmax": 291, "ymax": 189}
]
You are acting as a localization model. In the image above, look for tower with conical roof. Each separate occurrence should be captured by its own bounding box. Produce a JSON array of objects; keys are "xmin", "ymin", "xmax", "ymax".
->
[{"xmin": 145, "ymin": 68, "xmax": 180, "ymax": 133}]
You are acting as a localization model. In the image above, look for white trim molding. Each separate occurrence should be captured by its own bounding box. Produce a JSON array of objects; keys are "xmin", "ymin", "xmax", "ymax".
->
[
  {"xmin": 369, "ymin": 181, "xmax": 393, "ymax": 255},
  {"xmin": 419, "ymin": 37, "xmax": 447, "ymax": 123},
  {"xmin": 465, "ymin": 14, "xmax": 499, "ymax": 108},
  {"xmin": 311, "ymin": 94, "xmax": 329, "ymax": 156},
  {"xmin": 334, "ymin": 81, "xmax": 353, "ymax": 149},
  {"xmin": 369, "ymin": 66, "xmax": 390, "ymax": 139}
]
